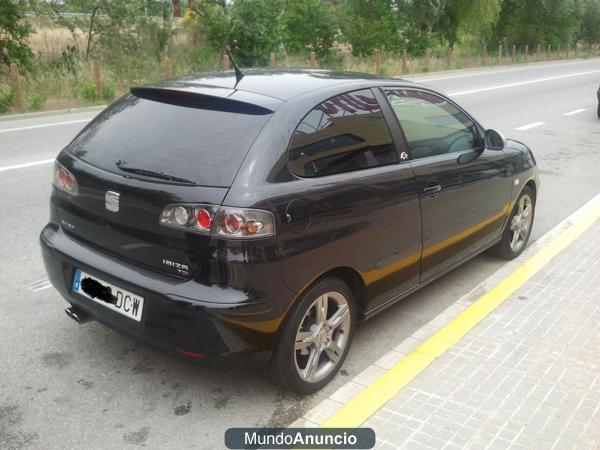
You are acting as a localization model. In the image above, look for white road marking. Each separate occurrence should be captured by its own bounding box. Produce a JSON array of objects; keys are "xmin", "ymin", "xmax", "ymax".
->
[
  {"xmin": 30, "ymin": 279, "xmax": 52, "ymax": 292},
  {"xmin": 563, "ymin": 108, "xmax": 587, "ymax": 116},
  {"xmin": 0, "ymin": 118, "xmax": 91, "ymax": 134},
  {"xmin": 515, "ymin": 122, "xmax": 544, "ymax": 131},
  {"xmin": 0, "ymin": 159, "xmax": 54, "ymax": 172},
  {"xmin": 447, "ymin": 69, "xmax": 600, "ymax": 97}
]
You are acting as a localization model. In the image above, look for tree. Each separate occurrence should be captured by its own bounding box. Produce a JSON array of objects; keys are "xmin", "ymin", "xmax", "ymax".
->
[
  {"xmin": 0, "ymin": 0, "xmax": 33, "ymax": 68},
  {"xmin": 189, "ymin": 0, "xmax": 282, "ymax": 66},
  {"xmin": 579, "ymin": 0, "xmax": 600, "ymax": 48},
  {"xmin": 187, "ymin": 0, "xmax": 230, "ymax": 50},
  {"xmin": 135, "ymin": 1, "xmax": 175, "ymax": 60},
  {"xmin": 281, "ymin": 0, "xmax": 338, "ymax": 58},
  {"xmin": 492, "ymin": 0, "xmax": 580, "ymax": 47},
  {"xmin": 433, "ymin": 0, "xmax": 502, "ymax": 51},
  {"xmin": 228, "ymin": 0, "xmax": 283, "ymax": 65},
  {"xmin": 48, "ymin": 0, "xmax": 132, "ymax": 58},
  {"xmin": 340, "ymin": 0, "xmax": 402, "ymax": 56},
  {"xmin": 48, "ymin": 0, "xmax": 174, "ymax": 59}
]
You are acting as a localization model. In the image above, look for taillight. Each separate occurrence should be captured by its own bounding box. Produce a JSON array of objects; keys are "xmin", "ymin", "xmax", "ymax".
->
[
  {"xmin": 196, "ymin": 208, "xmax": 212, "ymax": 230},
  {"xmin": 214, "ymin": 207, "xmax": 275, "ymax": 239},
  {"xmin": 54, "ymin": 162, "xmax": 78, "ymax": 195},
  {"xmin": 223, "ymin": 213, "xmax": 241, "ymax": 234},
  {"xmin": 159, "ymin": 204, "xmax": 275, "ymax": 239},
  {"xmin": 160, "ymin": 204, "xmax": 219, "ymax": 234}
]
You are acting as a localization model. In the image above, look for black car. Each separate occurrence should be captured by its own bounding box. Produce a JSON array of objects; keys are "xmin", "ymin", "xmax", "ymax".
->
[{"xmin": 41, "ymin": 69, "xmax": 538, "ymax": 394}]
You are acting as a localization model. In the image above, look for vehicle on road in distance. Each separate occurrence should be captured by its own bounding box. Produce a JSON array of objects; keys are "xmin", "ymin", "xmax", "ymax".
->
[
  {"xmin": 597, "ymin": 85, "xmax": 600, "ymax": 117},
  {"xmin": 41, "ymin": 69, "xmax": 539, "ymax": 394}
]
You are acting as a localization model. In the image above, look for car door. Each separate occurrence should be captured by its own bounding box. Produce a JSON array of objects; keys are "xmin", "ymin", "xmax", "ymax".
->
[
  {"xmin": 280, "ymin": 88, "xmax": 422, "ymax": 310},
  {"xmin": 382, "ymin": 88, "xmax": 512, "ymax": 281}
]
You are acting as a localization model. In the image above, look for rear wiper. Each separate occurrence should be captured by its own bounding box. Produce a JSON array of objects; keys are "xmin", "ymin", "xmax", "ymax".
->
[{"xmin": 116, "ymin": 161, "xmax": 195, "ymax": 185}]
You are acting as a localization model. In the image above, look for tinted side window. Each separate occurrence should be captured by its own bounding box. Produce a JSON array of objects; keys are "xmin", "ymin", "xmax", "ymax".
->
[
  {"xmin": 288, "ymin": 89, "xmax": 398, "ymax": 177},
  {"xmin": 385, "ymin": 89, "xmax": 479, "ymax": 160}
]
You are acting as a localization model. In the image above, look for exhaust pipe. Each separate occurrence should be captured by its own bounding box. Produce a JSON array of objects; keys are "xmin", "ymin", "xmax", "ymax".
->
[{"xmin": 65, "ymin": 307, "xmax": 93, "ymax": 324}]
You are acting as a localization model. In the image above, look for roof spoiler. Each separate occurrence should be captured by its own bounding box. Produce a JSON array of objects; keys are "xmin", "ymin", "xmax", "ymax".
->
[{"xmin": 130, "ymin": 87, "xmax": 274, "ymax": 115}]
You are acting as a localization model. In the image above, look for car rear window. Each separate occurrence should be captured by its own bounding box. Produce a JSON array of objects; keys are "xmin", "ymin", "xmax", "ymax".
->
[{"xmin": 67, "ymin": 94, "xmax": 271, "ymax": 187}]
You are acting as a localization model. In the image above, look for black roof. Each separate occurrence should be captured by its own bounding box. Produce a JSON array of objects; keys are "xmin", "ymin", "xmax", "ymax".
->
[{"xmin": 149, "ymin": 69, "xmax": 409, "ymax": 102}]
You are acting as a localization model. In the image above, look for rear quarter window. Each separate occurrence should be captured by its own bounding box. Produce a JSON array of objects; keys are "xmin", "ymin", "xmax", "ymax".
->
[
  {"xmin": 288, "ymin": 89, "xmax": 398, "ymax": 177},
  {"xmin": 68, "ymin": 94, "xmax": 271, "ymax": 187}
]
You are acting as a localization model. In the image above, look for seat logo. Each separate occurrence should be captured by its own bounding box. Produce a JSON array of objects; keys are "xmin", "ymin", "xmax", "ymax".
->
[{"xmin": 105, "ymin": 191, "xmax": 120, "ymax": 212}]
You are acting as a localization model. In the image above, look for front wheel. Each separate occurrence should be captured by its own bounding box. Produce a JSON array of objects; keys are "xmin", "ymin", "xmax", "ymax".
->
[
  {"xmin": 491, "ymin": 186, "xmax": 535, "ymax": 260},
  {"xmin": 597, "ymin": 102, "xmax": 600, "ymax": 118},
  {"xmin": 268, "ymin": 278, "xmax": 356, "ymax": 394}
]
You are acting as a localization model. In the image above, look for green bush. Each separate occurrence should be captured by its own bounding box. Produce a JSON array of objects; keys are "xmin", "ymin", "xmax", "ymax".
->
[
  {"xmin": 28, "ymin": 93, "xmax": 46, "ymax": 110},
  {"xmin": 77, "ymin": 82, "xmax": 96, "ymax": 101},
  {"xmin": 77, "ymin": 81, "xmax": 115, "ymax": 102},
  {"xmin": 47, "ymin": 45, "xmax": 79, "ymax": 74},
  {"xmin": 98, "ymin": 82, "xmax": 115, "ymax": 101},
  {"xmin": 0, "ymin": 88, "xmax": 14, "ymax": 113}
]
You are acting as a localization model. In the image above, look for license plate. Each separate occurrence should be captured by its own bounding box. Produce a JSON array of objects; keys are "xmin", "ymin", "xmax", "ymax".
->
[{"xmin": 72, "ymin": 269, "xmax": 144, "ymax": 322}]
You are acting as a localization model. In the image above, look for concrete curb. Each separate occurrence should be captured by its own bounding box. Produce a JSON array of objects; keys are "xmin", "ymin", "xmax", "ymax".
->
[
  {"xmin": 0, "ymin": 105, "xmax": 106, "ymax": 123},
  {"xmin": 290, "ymin": 191, "xmax": 600, "ymax": 429}
]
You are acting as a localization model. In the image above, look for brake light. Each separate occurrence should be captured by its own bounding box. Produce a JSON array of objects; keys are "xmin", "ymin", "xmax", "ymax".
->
[
  {"xmin": 159, "ymin": 204, "xmax": 275, "ymax": 239},
  {"xmin": 215, "ymin": 207, "xmax": 274, "ymax": 238},
  {"xmin": 54, "ymin": 162, "xmax": 78, "ymax": 195},
  {"xmin": 224, "ymin": 213, "xmax": 241, "ymax": 234},
  {"xmin": 196, "ymin": 208, "xmax": 212, "ymax": 230}
]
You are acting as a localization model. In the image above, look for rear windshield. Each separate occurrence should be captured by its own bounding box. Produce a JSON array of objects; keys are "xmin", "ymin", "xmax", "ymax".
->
[{"xmin": 67, "ymin": 94, "xmax": 271, "ymax": 187}]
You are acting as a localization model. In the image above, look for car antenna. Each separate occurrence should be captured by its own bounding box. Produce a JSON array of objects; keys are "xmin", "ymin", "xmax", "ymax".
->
[{"xmin": 225, "ymin": 48, "xmax": 244, "ymax": 89}]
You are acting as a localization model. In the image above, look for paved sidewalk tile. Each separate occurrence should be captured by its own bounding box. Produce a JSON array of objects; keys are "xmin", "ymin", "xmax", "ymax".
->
[{"xmin": 367, "ymin": 222, "xmax": 600, "ymax": 449}]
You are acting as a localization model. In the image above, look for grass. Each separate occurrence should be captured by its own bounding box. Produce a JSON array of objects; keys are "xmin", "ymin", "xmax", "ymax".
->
[{"xmin": 1, "ymin": 23, "xmax": 599, "ymax": 115}]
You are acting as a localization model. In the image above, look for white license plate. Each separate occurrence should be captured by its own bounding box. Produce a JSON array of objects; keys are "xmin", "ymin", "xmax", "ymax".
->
[{"xmin": 72, "ymin": 269, "xmax": 144, "ymax": 322}]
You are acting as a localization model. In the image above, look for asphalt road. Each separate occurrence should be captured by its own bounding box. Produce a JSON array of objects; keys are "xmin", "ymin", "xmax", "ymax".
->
[{"xmin": 1, "ymin": 58, "xmax": 599, "ymax": 449}]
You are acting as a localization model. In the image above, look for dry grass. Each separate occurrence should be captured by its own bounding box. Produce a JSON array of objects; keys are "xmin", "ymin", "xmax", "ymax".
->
[{"xmin": 28, "ymin": 26, "xmax": 87, "ymax": 62}]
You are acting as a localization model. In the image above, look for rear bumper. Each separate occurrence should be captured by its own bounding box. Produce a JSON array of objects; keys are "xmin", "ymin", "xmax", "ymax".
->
[{"xmin": 40, "ymin": 225, "xmax": 283, "ymax": 368}]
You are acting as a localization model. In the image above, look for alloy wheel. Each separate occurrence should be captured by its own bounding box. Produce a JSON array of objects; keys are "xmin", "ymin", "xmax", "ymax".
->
[
  {"xmin": 293, "ymin": 291, "xmax": 352, "ymax": 383},
  {"xmin": 509, "ymin": 194, "xmax": 533, "ymax": 252}
]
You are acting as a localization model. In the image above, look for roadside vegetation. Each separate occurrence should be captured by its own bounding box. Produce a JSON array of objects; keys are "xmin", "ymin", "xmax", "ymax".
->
[{"xmin": 1, "ymin": 0, "xmax": 600, "ymax": 114}]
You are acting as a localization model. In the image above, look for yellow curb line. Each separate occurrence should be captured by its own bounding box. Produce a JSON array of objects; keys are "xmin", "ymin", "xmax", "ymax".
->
[{"xmin": 322, "ymin": 206, "xmax": 600, "ymax": 429}]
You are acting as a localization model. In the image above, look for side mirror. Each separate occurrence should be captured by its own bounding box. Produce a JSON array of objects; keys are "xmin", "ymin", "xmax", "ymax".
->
[{"xmin": 484, "ymin": 129, "xmax": 506, "ymax": 150}]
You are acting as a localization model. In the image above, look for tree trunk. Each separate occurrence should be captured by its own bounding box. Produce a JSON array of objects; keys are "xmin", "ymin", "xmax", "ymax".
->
[
  {"xmin": 172, "ymin": 0, "xmax": 181, "ymax": 17},
  {"xmin": 446, "ymin": 44, "xmax": 454, "ymax": 69},
  {"xmin": 85, "ymin": 8, "xmax": 98, "ymax": 58}
]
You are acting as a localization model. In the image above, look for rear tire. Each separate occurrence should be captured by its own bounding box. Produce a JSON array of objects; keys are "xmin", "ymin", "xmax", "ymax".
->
[
  {"xmin": 491, "ymin": 185, "xmax": 535, "ymax": 260},
  {"xmin": 268, "ymin": 278, "xmax": 356, "ymax": 395},
  {"xmin": 597, "ymin": 102, "xmax": 600, "ymax": 118}
]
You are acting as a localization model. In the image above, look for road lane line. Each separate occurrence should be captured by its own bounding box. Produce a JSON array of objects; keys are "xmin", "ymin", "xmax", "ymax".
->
[
  {"xmin": 0, "ymin": 159, "xmax": 54, "ymax": 172},
  {"xmin": 564, "ymin": 108, "xmax": 587, "ymax": 116},
  {"xmin": 447, "ymin": 69, "xmax": 600, "ymax": 97},
  {"xmin": 30, "ymin": 279, "xmax": 52, "ymax": 292},
  {"xmin": 319, "ymin": 201, "xmax": 600, "ymax": 429},
  {"xmin": 515, "ymin": 122, "xmax": 544, "ymax": 131},
  {"xmin": 0, "ymin": 118, "xmax": 90, "ymax": 134}
]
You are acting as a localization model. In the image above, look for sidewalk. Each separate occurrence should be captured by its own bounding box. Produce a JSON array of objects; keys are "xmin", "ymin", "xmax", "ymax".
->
[
  {"xmin": 292, "ymin": 198, "xmax": 600, "ymax": 449},
  {"xmin": 366, "ymin": 220, "xmax": 600, "ymax": 449}
]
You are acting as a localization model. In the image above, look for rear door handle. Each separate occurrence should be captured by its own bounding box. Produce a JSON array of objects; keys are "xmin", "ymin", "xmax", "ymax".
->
[{"xmin": 423, "ymin": 183, "xmax": 442, "ymax": 198}]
